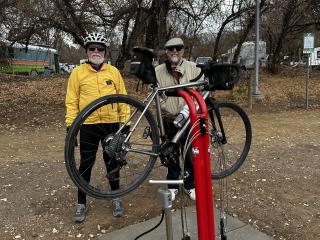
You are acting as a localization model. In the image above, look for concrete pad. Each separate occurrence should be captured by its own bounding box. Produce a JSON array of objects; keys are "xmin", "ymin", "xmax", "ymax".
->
[{"xmin": 98, "ymin": 206, "xmax": 273, "ymax": 240}]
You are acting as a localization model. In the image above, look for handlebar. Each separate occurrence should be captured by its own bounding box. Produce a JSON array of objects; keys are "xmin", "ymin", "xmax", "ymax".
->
[
  {"xmin": 190, "ymin": 68, "xmax": 205, "ymax": 82},
  {"xmin": 160, "ymin": 69, "xmax": 207, "ymax": 97},
  {"xmin": 131, "ymin": 46, "xmax": 239, "ymax": 91}
]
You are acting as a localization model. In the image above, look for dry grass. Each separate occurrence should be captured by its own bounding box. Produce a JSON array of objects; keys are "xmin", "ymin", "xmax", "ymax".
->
[
  {"xmin": 1, "ymin": 66, "xmax": 319, "ymax": 129},
  {"xmin": 215, "ymin": 66, "xmax": 320, "ymax": 110}
]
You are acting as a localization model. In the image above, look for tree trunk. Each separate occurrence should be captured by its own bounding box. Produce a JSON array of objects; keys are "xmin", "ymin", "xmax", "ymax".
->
[
  {"xmin": 232, "ymin": 15, "xmax": 255, "ymax": 64},
  {"xmin": 146, "ymin": 0, "xmax": 170, "ymax": 49},
  {"xmin": 115, "ymin": 16, "xmax": 131, "ymax": 69},
  {"xmin": 158, "ymin": 0, "xmax": 170, "ymax": 48},
  {"xmin": 145, "ymin": 0, "xmax": 159, "ymax": 48},
  {"xmin": 267, "ymin": 0, "xmax": 295, "ymax": 74},
  {"xmin": 212, "ymin": 21, "xmax": 228, "ymax": 60},
  {"xmin": 116, "ymin": 5, "xmax": 145, "ymax": 69}
]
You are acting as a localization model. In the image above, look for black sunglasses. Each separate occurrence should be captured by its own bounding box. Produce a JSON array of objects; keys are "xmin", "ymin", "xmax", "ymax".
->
[
  {"xmin": 88, "ymin": 47, "xmax": 105, "ymax": 52},
  {"xmin": 166, "ymin": 45, "xmax": 184, "ymax": 52}
]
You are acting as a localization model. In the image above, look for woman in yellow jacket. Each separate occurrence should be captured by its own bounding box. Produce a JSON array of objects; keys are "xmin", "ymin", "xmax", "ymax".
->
[{"xmin": 65, "ymin": 32, "xmax": 129, "ymax": 222}]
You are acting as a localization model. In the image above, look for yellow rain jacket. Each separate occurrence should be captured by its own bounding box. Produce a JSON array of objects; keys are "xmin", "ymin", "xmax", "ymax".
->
[{"xmin": 65, "ymin": 63, "xmax": 130, "ymax": 126}]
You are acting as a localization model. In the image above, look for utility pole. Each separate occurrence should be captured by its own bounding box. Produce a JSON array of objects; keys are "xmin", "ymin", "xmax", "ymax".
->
[{"xmin": 253, "ymin": 0, "xmax": 262, "ymax": 96}]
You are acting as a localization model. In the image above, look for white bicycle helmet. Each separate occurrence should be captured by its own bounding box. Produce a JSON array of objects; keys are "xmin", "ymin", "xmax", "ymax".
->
[{"xmin": 83, "ymin": 32, "xmax": 108, "ymax": 48}]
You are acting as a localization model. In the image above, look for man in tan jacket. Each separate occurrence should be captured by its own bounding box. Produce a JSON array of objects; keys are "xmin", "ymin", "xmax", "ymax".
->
[{"xmin": 155, "ymin": 37, "xmax": 203, "ymax": 201}]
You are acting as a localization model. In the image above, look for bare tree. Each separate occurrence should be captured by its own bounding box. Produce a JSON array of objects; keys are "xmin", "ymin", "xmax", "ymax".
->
[
  {"xmin": 168, "ymin": 0, "xmax": 221, "ymax": 59},
  {"xmin": 264, "ymin": 0, "xmax": 320, "ymax": 73},
  {"xmin": 231, "ymin": 0, "xmax": 268, "ymax": 63},
  {"xmin": 1, "ymin": 0, "xmax": 319, "ymax": 72},
  {"xmin": 145, "ymin": 0, "xmax": 170, "ymax": 49},
  {"xmin": 0, "ymin": 42, "xmax": 10, "ymax": 67},
  {"xmin": 211, "ymin": 0, "xmax": 256, "ymax": 60}
]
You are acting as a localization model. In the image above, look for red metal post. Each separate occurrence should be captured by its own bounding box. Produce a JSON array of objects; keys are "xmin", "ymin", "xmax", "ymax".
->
[{"xmin": 178, "ymin": 89, "xmax": 215, "ymax": 240}]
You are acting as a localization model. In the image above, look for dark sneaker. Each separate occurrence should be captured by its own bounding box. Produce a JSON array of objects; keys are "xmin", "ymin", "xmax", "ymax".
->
[
  {"xmin": 184, "ymin": 188, "xmax": 196, "ymax": 200},
  {"xmin": 112, "ymin": 198, "xmax": 124, "ymax": 217},
  {"xmin": 73, "ymin": 204, "xmax": 87, "ymax": 223}
]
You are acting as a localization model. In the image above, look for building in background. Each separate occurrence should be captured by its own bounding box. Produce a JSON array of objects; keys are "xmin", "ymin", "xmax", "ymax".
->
[
  {"xmin": 221, "ymin": 41, "xmax": 267, "ymax": 69},
  {"xmin": 309, "ymin": 47, "xmax": 320, "ymax": 66},
  {"xmin": 0, "ymin": 42, "xmax": 60, "ymax": 75}
]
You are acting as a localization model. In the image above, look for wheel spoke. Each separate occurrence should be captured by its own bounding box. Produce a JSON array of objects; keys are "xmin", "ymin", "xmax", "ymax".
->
[
  {"xmin": 208, "ymin": 101, "xmax": 252, "ymax": 179},
  {"xmin": 65, "ymin": 95, "xmax": 159, "ymax": 199}
]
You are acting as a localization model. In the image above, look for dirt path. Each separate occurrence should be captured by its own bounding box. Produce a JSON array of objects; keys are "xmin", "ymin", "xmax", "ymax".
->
[
  {"xmin": 0, "ymin": 108, "xmax": 319, "ymax": 240},
  {"xmin": 222, "ymin": 109, "xmax": 320, "ymax": 240}
]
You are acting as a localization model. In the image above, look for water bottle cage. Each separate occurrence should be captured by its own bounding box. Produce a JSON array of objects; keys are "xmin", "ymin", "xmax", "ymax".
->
[{"xmin": 173, "ymin": 106, "xmax": 190, "ymax": 128}]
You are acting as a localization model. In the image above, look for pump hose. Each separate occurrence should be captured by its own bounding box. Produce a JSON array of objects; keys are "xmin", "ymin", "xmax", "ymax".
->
[{"xmin": 134, "ymin": 210, "xmax": 165, "ymax": 240}]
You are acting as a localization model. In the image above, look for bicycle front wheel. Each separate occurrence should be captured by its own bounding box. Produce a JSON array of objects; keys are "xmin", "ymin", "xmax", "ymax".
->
[
  {"xmin": 65, "ymin": 94, "xmax": 160, "ymax": 199},
  {"xmin": 207, "ymin": 100, "xmax": 252, "ymax": 179}
]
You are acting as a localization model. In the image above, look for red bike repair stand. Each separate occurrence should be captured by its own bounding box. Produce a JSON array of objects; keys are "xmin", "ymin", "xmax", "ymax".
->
[
  {"xmin": 178, "ymin": 89, "xmax": 215, "ymax": 240},
  {"xmin": 150, "ymin": 89, "xmax": 215, "ymax": 240}
]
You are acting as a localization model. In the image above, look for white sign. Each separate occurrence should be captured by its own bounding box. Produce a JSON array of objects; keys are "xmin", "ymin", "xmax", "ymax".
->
[{"xmin": 303, "ymin": 33, "xmax": 314, "ymax": 54}]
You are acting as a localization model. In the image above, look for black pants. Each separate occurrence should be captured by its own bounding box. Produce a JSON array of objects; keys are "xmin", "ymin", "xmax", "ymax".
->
[
  {"xmin": 78, "ymin": 123, "xmax": 120, "ymax": 204},
  {"xmin": 164, "ymin": 121, "xmax": 194, "ymax": 190}
]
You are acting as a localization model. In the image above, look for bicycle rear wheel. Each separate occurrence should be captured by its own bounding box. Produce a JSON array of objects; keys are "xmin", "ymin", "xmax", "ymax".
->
[
  {"xmin": 207, "ymin": 100, "xmax": 252, "ymax": 179},
  {"xmin": 65, "ymin": 94, "xmax": 160, "ymax": 199}
]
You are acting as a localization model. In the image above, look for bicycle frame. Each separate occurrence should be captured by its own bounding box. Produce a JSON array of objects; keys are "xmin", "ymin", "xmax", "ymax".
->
[
  {"xmin": 122, "ymin": 80, "xmax": 208, "ymax": 156},
  {"xmin": 128, "ymin": 84, "xmax": 216, "ymax": 239},
  {"xmin": 207, "ymin": 97, "xmax": 228, "ymax": 145}
]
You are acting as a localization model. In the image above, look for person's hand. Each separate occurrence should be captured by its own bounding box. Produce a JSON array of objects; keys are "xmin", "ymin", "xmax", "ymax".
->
[{"xmin": 66, "ymin": 127, "xmax": 78, "ymax": 147}]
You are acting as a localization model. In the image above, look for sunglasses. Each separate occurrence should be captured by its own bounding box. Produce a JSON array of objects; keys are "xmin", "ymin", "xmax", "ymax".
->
[
  {"xmin": 166, "ymin": 45, "xmax": 184, "ymax": 52},
  {"xmin": 88, "ymin": 47, "xmax": 105, "ymax": 52}
]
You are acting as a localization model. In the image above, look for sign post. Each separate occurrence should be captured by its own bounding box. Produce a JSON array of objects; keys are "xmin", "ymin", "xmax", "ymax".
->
[{"xmin": 303, "ymin": 33, "xmax": 314, "ymax": 110}]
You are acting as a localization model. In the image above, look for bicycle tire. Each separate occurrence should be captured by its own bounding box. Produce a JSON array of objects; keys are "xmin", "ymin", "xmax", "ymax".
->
[
  {"xmin": 65, "ymin": 94, "xmax": 160, "ymax": 199},
  {"xmin": 206, "ymin": 99, "xmax": 252, "ymax": 179}
]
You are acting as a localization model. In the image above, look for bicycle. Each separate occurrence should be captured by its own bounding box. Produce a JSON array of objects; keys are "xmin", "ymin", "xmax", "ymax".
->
[{"xmin": 64, "ymin": 47, "xmax": 252, "ymax": 200}]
